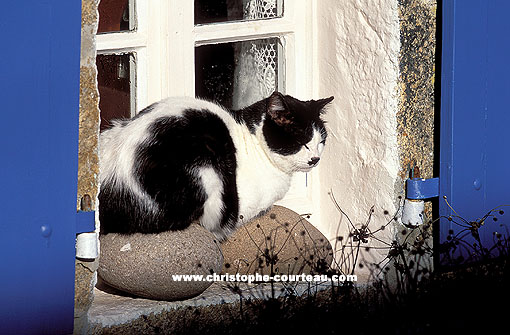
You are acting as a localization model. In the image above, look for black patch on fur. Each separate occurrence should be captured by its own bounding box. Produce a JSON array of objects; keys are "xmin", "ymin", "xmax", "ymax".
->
[
  {"xmin": 228, "ymin": 100, "xmax": 266, "ymax": 134},
  {"xmin": 228, "ymin": 93, "xmax": 330, "ymax": 155},
  {"xmin": 99, "ymin": 94, "xmax": 332, "ymax": 236},
  {"xmin": 228, "ymin": 94, "xmax": 331, "ymax": 149},
  {"xmin": 99, "ymin": 184, "xmax": 161, "ymax": 234},
  {"xmin": 100, "ymin": 109, "xmax": 239, "ymax": 235},
  {"xmin": 262, "ymin": 94, "xmax": 328, "ymax": 155}
]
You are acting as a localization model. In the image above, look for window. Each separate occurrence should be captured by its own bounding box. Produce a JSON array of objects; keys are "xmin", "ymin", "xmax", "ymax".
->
[
  {"xmin": 195, "ymin": 37, "xmax": 283, "ymax": 109},
  {"xmin": 97, "ymin": 0, "xmax": 136, "ymax": 33},
  {"xmin": 97, "ymin": 0, "xmax": 147, "ymax": 129},
  {"xmin": 97, "ymin": 53, "xmax": 136, "ymax": 130},
  {"xmin": 194, "ymin": 0, "xmax": 283, "ymax": 24},
  {"xmin": 97, "ymin": 0, "xmax": 318, "ymax": 215}
]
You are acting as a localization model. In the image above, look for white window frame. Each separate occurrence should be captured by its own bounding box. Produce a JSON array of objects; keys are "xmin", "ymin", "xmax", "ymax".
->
[
  {"xmin": 96, "ymin": 0, "xmax": 148, "ymax": 117},
  {"xmin": 96, "ymin": 0, "xmax": 321, "ymax": 223}
]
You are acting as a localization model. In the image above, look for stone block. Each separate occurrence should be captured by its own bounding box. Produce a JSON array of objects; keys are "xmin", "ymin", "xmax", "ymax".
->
[
  {"xmin": 221, "ymin": 205, "xmax": 333, "ymax": 276},
  {"xmin": 98, "ymin": 224, "xmax": 223, "ymax": 301}
]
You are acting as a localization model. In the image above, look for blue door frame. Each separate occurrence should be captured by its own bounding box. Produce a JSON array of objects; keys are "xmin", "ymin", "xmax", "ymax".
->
[
  {"xmin": 1, "ymin": 0, "xmax": 510, "ymax": 331},
  {"xmin": 440, "ymin": 0, "xmax": 510, "ymax": 265},
  {"xmin": 0, "ymin": 1, "xmax": 82, "ymax": 334}
]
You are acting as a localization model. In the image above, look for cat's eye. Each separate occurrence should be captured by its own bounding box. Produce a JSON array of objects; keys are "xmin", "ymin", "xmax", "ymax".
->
[
  {"xmin": 318, "ymin": 141, "xmax": 325, "ymax": 154},
  {"xmin": 93, "ymin": 0, "xmax": 315, "ymax": 265},
  {"xmin": 303, "ymin": 144, "xmax": 310, "ymax": 150}
]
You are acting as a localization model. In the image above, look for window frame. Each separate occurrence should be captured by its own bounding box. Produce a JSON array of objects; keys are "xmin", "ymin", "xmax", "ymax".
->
[
  {"xmin": 96, "ymin": 0, "xmax": 320, "ymax": 217},
  {"xmin": 97, "ymin": 0, "xmax": 148, "ymax": 117}
]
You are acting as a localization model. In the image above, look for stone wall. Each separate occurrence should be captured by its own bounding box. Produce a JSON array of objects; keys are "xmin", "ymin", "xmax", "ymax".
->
[
  {"xmin": 398, "ymin": 0, "xmax": 437, "ymax": 215},
  {"xmin": 75, "ymin": 0, "xmax": 100, "ymax": 333}
]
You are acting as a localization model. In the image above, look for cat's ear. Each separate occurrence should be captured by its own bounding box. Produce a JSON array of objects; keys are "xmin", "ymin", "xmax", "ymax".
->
[
  {"xmin": 267, "ymin": 92, "xmax": 294, "ymax": 126},
  {"xmin": 313, "ymin": 96, "xmax": 334, "ymax": 115}
]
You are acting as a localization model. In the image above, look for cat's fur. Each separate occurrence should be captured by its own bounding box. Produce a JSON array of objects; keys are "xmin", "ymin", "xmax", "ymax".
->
[{"xmin": 99, "ymin": 92, "xmax": 333, "ymax": 240}]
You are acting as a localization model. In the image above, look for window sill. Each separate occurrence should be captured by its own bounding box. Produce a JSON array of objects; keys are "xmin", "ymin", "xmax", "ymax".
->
[{"xmin": 88, "ymin": 281, "xmax": 334, "ymax": 331}]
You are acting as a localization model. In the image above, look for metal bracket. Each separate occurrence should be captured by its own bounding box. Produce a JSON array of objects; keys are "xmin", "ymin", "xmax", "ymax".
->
[
  {"xmin": 406, "ymin": 177, "xmax": 440, "ymax": 200},
  {"xmin": 76, "ymin": 211, "xmax": 95, "ymax": 234},
  {"xmin": 76, "ymin": 194, "xmax": 95, "ymax": 234}
]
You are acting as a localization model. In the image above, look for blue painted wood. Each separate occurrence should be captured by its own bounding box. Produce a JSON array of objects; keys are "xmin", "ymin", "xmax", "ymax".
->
[
  {"xmin": 440, "ymin": 0, "xmax": 510, "ymax": 265},
  {"xmin": 0, "ymin": 1, "xmax": 82, "ymax": 333}
]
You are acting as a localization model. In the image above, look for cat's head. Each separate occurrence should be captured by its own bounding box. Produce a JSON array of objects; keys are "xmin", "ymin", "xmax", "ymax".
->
[{"xmin": 261, "ymin": 92, "xmax": 334, "ymax": 173}]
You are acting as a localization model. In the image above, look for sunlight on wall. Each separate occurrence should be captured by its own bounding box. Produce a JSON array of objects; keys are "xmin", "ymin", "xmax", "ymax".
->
[{"xmin": 314, "ymin": 0, "xmax": 401, "ymax": 280}]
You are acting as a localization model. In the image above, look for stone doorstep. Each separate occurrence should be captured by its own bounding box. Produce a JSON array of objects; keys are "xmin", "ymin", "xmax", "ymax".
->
[
  {"xmin": 88, "ymin": 280, "xmax": 337, "ymax": 329},
  {"xmin": 89, "ymin": 205, "xmax": 338, "ymax": 331}
]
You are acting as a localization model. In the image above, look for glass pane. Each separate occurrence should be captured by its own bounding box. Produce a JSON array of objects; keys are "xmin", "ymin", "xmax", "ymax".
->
[
  {"xmin": 195, "ymin": 0, "xmax": 283, "ymax": 25},
  {"xmin": 98, "ymin": 0, "xmax": 135, "ymax": 33},
  {"xmin": 97, "ymin": 54, "xmax": 136, "ymax": 131},
  {"xmin": 195, "ymin": 38, "xmax": 282, "ymax": 110}
]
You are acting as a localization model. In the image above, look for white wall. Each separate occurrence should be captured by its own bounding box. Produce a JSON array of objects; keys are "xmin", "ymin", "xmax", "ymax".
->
[{"xmin": 312, "ymin": 0, "xmax": 401, "ymax": 274}]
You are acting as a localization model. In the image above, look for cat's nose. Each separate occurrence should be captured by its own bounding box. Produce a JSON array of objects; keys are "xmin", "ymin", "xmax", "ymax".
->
[{"xmin": 308, "ymin": 157, "xmax": 320, "ymax": 165}]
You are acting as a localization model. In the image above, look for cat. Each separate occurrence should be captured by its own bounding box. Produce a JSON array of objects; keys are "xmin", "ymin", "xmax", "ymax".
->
[{"xmin": 98, "ymin": 92, "xmax": 333, "ymax": 241}]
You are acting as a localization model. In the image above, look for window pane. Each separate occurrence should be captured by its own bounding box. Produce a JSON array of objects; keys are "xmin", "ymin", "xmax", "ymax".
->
[
  {"xmin": 195, "ymin": 0, "xmax": 283, "ymax": 25},
  {"xmin": 97, "ymin": 54, "xmax": 136, "ymax": 131},
  {"xmin": 98, "ymin": 0, "xmax": 135, "ymax": 33},
  {"xmin": 195, "ymin": 38, "xmax": 283, "ymax": 110}
]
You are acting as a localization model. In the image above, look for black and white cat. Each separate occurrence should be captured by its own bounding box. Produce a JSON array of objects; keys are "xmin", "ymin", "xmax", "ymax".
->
[{"xmin": 99, "ymin": 92, "xmax": 333, "ymax": 240}]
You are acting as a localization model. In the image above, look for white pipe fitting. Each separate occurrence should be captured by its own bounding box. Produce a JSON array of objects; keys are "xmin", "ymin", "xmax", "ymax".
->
[
  {"xmin": 76, "ymin": 232, "xmax": 98, "ymax": 259},
  {"xmin": 401, "ymin": 199, "xmax": 425, "ymax": 227}
]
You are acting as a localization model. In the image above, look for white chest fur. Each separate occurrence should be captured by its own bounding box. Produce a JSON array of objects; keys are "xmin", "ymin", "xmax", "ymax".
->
[
  {"xmin": 178, "ymin": 98, "xmax": 295, "ymax": 227},
  {"xmin": 231, "ymin": 125, "xmax": 292, "ymax": 226}
]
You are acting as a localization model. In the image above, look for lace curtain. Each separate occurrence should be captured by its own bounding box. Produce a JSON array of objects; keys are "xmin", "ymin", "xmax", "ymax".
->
[
  {"xmin": 244, "ymin": 0, "xmax": 278, "ymax": 19},
  {"xmin": 231, "ymin": 0, "xmax": 280, "ymax": 110}
]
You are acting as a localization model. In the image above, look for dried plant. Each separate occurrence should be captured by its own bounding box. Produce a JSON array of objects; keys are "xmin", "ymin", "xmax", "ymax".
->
[{"xmin": 208, "ymin": 193, "xmax": 510, "ymax": 334}]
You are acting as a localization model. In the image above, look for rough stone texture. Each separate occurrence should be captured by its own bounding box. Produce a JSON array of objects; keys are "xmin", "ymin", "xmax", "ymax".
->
[
  {"xmin": 398, "ymin": 0, "xmax": 437, "ymax": 181},
  {"xmin": 78, "ymin": 64, "xmax": 100, "ymax": 206},
  {"xmin": 77, "ymin": 0, "xmax": 100, "ymax": 209},
  {"xmin": 396, "ymin": 0, "xmax": 437, "ymax": 274},
  {"xmin": 89, "ymin": 281, "xmax": 335, "ymax": 334},
  {"xmin": 75, "ymin": 1, "xmax": 100, "ymax": 334},
  {"xmin": 74, "ymin": 260, "xmax": 99, "ymax": 333},
  {"xmin": 98, "ymin": 224, "xmax": 224, "ymax": 301},
  {"xmin": 221, "ymin": 205, "xmax": 333, "ymax": 275},
  {"xmin": 316, "ymin": 0, "xmax": 401, "ymax": 280},
  {"xmin": 397, "ymin": 0, "xmax": 437, "ymax": 222}
]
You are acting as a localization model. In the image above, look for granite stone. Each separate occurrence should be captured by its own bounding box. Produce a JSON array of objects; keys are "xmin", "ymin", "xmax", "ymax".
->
[
  {"xmin": 98, "ymin": 223, "xmax": 223, "ymax": 301},
  {"xmin": 221, "ymin": 205, "xmax": 333, "ymax": 276}
]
